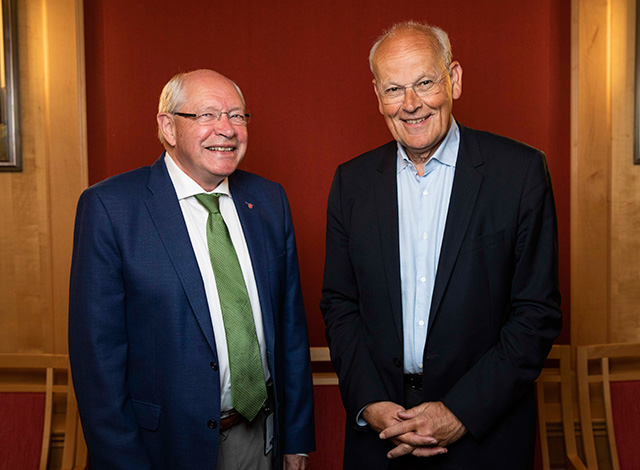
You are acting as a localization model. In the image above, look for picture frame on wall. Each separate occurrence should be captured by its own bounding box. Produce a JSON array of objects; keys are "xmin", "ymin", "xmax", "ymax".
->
[{"xmin": 0, "ymin": 0, "xmax": 21, "ymax": 172}]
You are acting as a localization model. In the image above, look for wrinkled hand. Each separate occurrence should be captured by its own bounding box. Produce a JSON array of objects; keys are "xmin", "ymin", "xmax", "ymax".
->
[
  {"xmin": 363, "ymin": 401, "xmax": 442, "ymax": 457},
  {"xmin": 284, "ymin": 454, "xmax": 307, "ymax": 470},
  {"xmin": 362, "ymin": 401, "xmax": 407, "ymax": 439},
  {"xmin": 379, "ymin": 401, "xmax": 466, "ymax": 458}
]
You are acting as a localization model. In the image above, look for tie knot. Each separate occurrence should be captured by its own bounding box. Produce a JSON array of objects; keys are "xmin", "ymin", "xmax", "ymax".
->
[{"xmin": 194, "ymin": 193, "xmax": 222, "ymax": 214}]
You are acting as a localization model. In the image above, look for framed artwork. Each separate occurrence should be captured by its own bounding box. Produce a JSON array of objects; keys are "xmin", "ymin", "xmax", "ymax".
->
[{"xmin": 0, "ymin": 0, "xmax": 20, "ymax": 171}]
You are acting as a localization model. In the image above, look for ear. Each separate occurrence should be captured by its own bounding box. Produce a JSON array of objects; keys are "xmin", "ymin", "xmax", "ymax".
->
[
  {"xmin": 157, "ymin": 113, "xmax": 177, "ymax": 147},
  {"xmin": 449, "ymin": 61, "xmax": 463, "ymax": 100},
  {"xmin": 373, "ymin": 79, "xmax": 385, "ymax": 115}
]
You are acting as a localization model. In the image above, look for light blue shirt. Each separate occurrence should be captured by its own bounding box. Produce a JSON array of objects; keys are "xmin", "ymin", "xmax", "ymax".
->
[{"xmin": 398, "ymin": 119, "xmax": 459, "ymax": 374}]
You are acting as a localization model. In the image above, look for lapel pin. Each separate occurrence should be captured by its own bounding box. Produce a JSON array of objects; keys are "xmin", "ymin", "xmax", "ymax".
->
[{"xmin": 245, "ymin": 201, "xmax": 253, "ymax": 209}]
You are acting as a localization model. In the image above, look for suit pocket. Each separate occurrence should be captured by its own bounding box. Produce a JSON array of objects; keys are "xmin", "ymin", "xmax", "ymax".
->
[
  {"xmin": 459, "ymin": 230, "xmax": 505, "ymax": 255},
  {"xmin": 132, "ymin": 398, "xmax": 161, "ymax": 431}
]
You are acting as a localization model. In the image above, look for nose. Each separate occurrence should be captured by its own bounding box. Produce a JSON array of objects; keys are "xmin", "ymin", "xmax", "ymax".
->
[
  {"xmin": 213, "ymin": 113, "xmax": 235, "ymax": 138},
  {"xmin": 402, "ymin": 86, "xmax": 422, "ymax": 112}
]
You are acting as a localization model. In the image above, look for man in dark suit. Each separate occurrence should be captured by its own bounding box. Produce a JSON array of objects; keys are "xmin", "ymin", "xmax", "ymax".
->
[
  {"xmin": 69, "ymin": 69, "xmax": 314, "ymax": 470},
  {"xmin": 320, "ymin": 21, "xmax": 562, "ymax": 469}
]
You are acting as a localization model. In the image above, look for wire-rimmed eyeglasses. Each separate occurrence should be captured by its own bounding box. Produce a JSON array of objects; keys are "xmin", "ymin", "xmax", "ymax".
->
[
  {"xmin": 173, "ymin": 110, "xmax": 251, "ymax": 126},
  {"xmin": 377, "ymin": 76, "xmax": 445, "ymax": 104}
]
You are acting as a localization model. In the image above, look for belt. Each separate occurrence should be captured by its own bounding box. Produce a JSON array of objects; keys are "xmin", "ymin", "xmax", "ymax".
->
[
  {"xmin": 220, "ymin": 382, "xmax": 274, "ymax": 432},
  {"xmin": 404, "ymin": 373, "xmax": 424, "ymax": 391},
  {"xmin": 219, "ymin": 409, "xmax": 245, "ymax": 431}
]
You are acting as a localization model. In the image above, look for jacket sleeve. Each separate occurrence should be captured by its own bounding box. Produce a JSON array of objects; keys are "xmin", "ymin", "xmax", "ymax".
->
[
  {"xmin": 276, "ymin": 185, "xmax": 316, "ymax": 454},
  {"xmin": 68, "ymin": 189, "xmax": 153, "ymax": 469},
  {"xmin": 320, "ymin": 166, "xmax": 393, "ymax": 422}
]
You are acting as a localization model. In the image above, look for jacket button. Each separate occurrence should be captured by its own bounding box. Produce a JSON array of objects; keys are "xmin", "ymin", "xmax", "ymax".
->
[
  {"xmin": 207, "ymin": 419, "xmax": 217, "ymax": 429},
  {"xmin": 210, "ymin": 361, "xmax": 218, "ymax": 371},
  {"xmin": 393, "ymin": 357, "xmax": 402, "ymax": 368}
]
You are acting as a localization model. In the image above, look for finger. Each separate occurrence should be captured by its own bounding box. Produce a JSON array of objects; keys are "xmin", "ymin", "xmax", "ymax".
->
[
  {"xmin": 396, "ymin": 409, "xmax": 420, "ymax": 420},
  {"xmin": 379, "ymin": 421, "xmax": 415, "ymax": 439},
  {"xmin": 387, "ymin": 432, "xmax": 436, "ymax": 448},
  {"xmin": 393, "ymin": 431, "xmax": 438, "ymax": 447},
  {"xmin": 387, "ymin": 442, "xmax": 418, "ymax": 459},
  {"xmin": 411, "ymin": 446, "xmax": 448, "ymax": 458}
]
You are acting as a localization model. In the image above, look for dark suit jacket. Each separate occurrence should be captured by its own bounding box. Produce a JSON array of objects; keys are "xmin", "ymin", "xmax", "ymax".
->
[
  {"xmin": 69, "ymin": 155, "xmax": 315, "ymax": 469},
  {"xmin": 320, "ymin": 124, "xmax": 562, "ymax": 470}
]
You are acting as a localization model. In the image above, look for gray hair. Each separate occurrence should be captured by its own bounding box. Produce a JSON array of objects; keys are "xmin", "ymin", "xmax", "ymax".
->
[
  {"xmin": 156, "ymin": 70, "xmax": 246, "ymax": 146},
  {"xmin": 369, "ymin": 21, "xmax": 453, "ymax": 77}
]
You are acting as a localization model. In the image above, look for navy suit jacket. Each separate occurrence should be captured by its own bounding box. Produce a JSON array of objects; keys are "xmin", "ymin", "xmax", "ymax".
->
[
  {"xmin": 69, "ymin": 155, "xmax": 315, "ymax": 469},
  {"xmin": 320, "ymin": 124, "xmax": 562, "ymax": 469}
]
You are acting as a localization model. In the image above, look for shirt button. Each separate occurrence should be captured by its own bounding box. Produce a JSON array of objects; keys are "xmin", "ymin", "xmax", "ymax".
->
[
  {"xmin": 422, "ymin": 232, "xmax": 428, "ymax": 239},
  {"xmin": 207, "ymin": 419, "xmax": 217, "ymax": 429},
  {"xmin": 418, "ymin": 363, "xmax": 423, "ymax": 369},
  {"xmin": 420, "ymin": 277, "xmax": 426, "ymax": 283},
  {"xmin": 423, "ymin": 190, "xmax": 429, "ymax": 196},
  {"xmin": 418, "ymin": 320, "xmax": 424, "ymax": 326}
]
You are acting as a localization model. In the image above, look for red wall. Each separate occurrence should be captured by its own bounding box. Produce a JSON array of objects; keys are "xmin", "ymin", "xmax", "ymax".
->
[{"xmin": 84, "ymin": 0, "xmax": 571, "ymax": 346}]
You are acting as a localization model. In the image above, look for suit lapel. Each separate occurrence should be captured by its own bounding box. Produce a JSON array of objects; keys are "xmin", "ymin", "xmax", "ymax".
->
[
  {"xmin": 428, "ymin": 125, "xmax": 484, "ymax": 331},
  {"xmin": 229, "ymin": 177, "xmax": 275, "ymax": 358},
  {"xmin": 144, "ymin": 156, "xmax": 217, "ymax": 354},
  {"xmin": 373, "ymin": 143, "xmax": 404, "ymax": 344}
]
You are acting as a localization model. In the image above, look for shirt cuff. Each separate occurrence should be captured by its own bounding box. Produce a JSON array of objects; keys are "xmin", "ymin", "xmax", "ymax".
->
[{"xmin": 356, "ymin": 405, "xmax": 369, "ymax": 427}]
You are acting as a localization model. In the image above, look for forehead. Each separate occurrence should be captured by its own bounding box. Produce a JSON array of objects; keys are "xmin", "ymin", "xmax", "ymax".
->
[
  {"xmin": 374, "ymin": 32, "xmax": 446, "ymax": 82},
  {"xmin": 182, "ymin": 75, "xmax": 244, "ymax": 110}
]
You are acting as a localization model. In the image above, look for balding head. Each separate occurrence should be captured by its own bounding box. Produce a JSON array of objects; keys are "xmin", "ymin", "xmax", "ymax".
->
[
  {"xmin": 157, "ymin": 70, "xmax": 245, "ymax": 146},
  {"xmin": 369, "ymin": 21, "xmax": 452, "ymax": 81}
]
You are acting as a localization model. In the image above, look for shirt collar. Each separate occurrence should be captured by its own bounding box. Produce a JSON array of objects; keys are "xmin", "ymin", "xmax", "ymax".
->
[
  {"xmin": 164, "ymin": 152, "xmax": 231, "ymax": 200},
  {"xmin": 396, "ymin": 118, "xmax": 460, "ymax": 174}
]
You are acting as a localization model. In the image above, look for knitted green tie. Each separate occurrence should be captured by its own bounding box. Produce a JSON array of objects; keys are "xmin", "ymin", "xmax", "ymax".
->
[{"xmin": 195, "ymin": 193, "xmax": 267, "ymax": 421}]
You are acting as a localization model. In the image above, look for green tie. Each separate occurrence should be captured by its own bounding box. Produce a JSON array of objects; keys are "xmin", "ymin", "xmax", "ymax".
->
[{"xmin": 195, "ymin": 193, "xmax": 267, "ymax": 421}]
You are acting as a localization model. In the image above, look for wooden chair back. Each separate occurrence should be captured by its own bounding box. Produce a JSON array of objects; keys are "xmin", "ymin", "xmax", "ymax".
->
[
  {"xmin": 536, "ymin": 344, "xmax": 587, "ymax": 470},
  {"xmin": 576, "ymin": 342, "xmax": 640, "ymax": 470},
  {"xmin": 0, "ymin": 354, "xmax": 87, "ymax": 470}
]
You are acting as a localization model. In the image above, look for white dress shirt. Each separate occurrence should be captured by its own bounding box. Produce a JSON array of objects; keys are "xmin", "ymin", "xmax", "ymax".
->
[{"xmin": 165, "ymin": 154, "xmax": 270, "ymax": 412}]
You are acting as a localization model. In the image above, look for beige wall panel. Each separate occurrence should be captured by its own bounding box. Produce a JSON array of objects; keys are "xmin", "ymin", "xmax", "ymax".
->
[
  {"xmin": 0, "ymin": 0, "xmax": 87, "ymax": 354},
  {"xmin": 610, "ymin": 0, "xmax": 640, "ymax": 342},
  {"xmin": 572, "ymin": 0, "xmax": 612, "ymax": 345},
  {"xmin": 43, "ymin": 0, "xmax": 88, "ymax": 353},
  {"xmin": 573, "ymin": 0, "xmax": 640, "ymax": 345}
]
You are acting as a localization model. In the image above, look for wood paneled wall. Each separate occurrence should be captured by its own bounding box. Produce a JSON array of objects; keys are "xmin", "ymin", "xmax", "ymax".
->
[
  {"xmin": 0, "ymin": 0, "xmax": 87, "ymax": 354},
  {"xmin": 572, "ymin": 0, "xmax": 640, "ymax": 345}
]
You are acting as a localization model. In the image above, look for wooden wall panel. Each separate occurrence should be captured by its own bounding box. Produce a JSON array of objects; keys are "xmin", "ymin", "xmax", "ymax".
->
[
  {"xmin": 610, "ymin": 0, "xmax": 640, "ymax": 342},
  {"xmin": 572, "ymin": 0, "xmax": 640, "ymax": 345},
  {"xmin": 572, "ymin": 0, "xmax": 611, "ymax": 345},
  {"xmin": 0, "ymin": 0, "xmax": 87, "ymax": 354}
]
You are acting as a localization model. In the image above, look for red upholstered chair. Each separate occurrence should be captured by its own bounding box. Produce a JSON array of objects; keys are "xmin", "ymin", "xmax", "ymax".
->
[
  {"xmin": 576, "ymin": 343, "xmax": 640, "ymax": 470},
  {"xmin": 0, "ymin": 354, "xmax": 87, "ymax": 470},
  {"xmin": 310, "ymin": 347, "xmax": 345, "ymax": 470},
  {"xmin": 535, "ymin": 345, "xmax": 587, "ymax": 470}
]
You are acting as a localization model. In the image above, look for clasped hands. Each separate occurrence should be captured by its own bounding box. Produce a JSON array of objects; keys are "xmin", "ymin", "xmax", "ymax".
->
[{"xmin": 362, "ymin": 400, "xmax": 467, "ymax": 459}]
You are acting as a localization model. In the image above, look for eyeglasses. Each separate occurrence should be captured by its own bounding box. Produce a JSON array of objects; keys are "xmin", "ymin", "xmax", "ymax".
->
[
  {"xmin": 173, "ymin": 111, "xmax": 251, "ymax": 126},
  {"xmin": 377, "ymin": 76, "xmax": 445, "ymax": 104}
]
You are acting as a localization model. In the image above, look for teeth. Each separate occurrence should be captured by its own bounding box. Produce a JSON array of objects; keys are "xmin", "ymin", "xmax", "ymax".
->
[
  {"xmin": 405, "ymin": 117, "xmax": 427, "ymax": 124},
  {"xmin": 207, "ymin": 147, "xmax": 234, "ymax": 151}
]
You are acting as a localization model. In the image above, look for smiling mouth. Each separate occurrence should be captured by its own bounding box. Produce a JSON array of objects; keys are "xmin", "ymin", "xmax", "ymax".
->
[
  {"xmin": 205, "ymin": 146, "xmax": 236, "ymax": 152},
  {"xmin": 403, "ymin": 116, "xmax": 428, "ymax": 124}
]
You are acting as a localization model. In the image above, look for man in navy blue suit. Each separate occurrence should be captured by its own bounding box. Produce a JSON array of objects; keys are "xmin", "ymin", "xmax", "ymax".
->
[{"xmin": 69, "ymin": 69, "xmax": 314, "ymax": 469}]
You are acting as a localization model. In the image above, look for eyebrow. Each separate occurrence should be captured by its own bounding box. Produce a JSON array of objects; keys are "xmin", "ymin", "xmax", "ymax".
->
[{"xmin": 381, "ymin": 73, "xmax": 437, "ymax": 87}]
